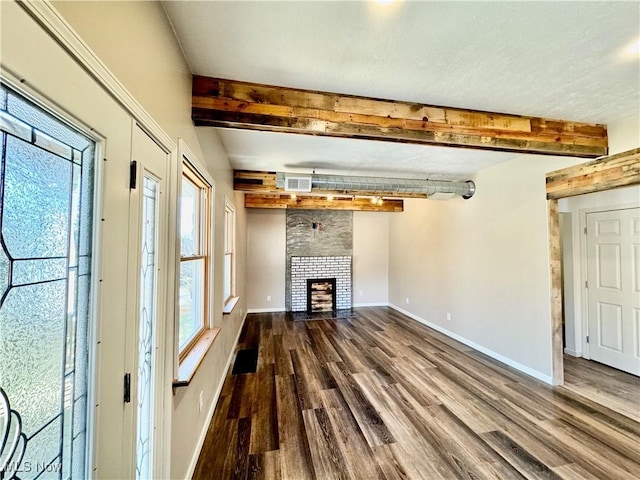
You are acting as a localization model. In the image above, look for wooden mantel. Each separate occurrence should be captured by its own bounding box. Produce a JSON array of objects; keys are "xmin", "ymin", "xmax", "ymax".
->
[
  {"xmin": 236, "ymin": 170, "xmax": 406, "ymax": 211},
  {"xmin": 193, "ymin": 76, "xmax": 608, "ymax": 158},
  {"xmin": 245, "ymin": 194, "xmax": 403, "ymax": 212}
]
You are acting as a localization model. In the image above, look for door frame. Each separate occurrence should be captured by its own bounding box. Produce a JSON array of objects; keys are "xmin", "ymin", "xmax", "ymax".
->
[
  {"xmin": 546, "ymin": 147, "xmax": 640, "ymax": 385},
  {"xmin": 6, "ymin": 1, "xmax": 179, "ymax": 476}
]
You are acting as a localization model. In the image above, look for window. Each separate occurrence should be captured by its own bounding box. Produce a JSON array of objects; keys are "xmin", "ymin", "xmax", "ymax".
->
[
  {"xmin": 178, "ymin": 160, "xmax": 211, "ymax": 356},
  {"xmin": 223, "ymin": 199, "xmax": 236, "ymax": 306}
]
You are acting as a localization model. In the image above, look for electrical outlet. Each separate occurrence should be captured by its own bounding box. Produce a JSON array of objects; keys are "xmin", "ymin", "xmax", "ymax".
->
[
  {"xmin": 199, "ymin": 391, "xmax": 204, "ymax": 413},
  {"xmin": 266, "ymin": 295, "xmax": 271, "ymax": 302},
  {"xmin": 405, "ymin": 297, "xmax": 410, "ymax": 304},
  {"xmin": 446, "ymin": 312, "xmax": 451, "ymax": 321},
  {"xmin": 359, "ymin": 290, "xmax": 363, "ymax": 297}
]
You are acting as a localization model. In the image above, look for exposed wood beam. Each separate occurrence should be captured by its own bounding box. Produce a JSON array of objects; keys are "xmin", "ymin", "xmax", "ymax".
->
[
  {"xmin": 546, "ymin": 147, "xmax": 640, "ymax": 199},
  {"xmin": 234, "ymin": 170, "xmax": 279, "ymax": 193},
  {"xmin": 245, "ymin": 194, "xmax": 403, "ymax": 212},
  {"xmin": 547, "ymin": 198, "xmax": 563, "ymax": 386},
  {"xmin": 193, "ymin": 76, "xmax": 608, "ymax": 158}
]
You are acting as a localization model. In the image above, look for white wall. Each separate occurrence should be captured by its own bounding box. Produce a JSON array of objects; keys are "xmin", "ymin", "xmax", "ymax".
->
[
  {"xmin": 49, "ymin": 2, "xmax": 247, "ymax": 478},
  {"xmin": 388, "ymin": 155, "xmax": 581, "ymax": 381},
  {"xmin": 246, "ymin": 210, "xmax": 390, "ymax": 311}
]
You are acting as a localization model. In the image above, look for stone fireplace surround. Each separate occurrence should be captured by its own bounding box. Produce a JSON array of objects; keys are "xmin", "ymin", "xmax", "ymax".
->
[{"xmin": 290, "ymin": 256, "xmax": 352, "ymax": 312}]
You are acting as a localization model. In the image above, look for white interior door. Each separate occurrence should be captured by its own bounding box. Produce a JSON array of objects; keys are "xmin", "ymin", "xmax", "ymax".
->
[{"xmin": 586, "ymin": 207, "xmax": 640, "ymax": 375}]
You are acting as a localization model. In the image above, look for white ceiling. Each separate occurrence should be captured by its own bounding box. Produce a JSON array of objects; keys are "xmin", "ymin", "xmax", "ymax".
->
[{"xmin": 163, "ymin": 0, "xmax": 640, "ymax": 180}]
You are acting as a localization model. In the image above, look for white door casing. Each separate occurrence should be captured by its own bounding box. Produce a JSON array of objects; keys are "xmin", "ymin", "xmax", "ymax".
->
[
  {"xmin": 1, "ymin": 2, "xmax": 176, "ymax": 477},
  {"xmin": 586, "ymin": 208, "xmax": 640, "ymax": 375}
]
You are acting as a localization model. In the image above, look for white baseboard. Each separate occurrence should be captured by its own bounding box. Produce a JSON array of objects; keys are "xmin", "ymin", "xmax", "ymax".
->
[
  {"xmin": 184, "ymin": 312, "xmax": 247, "ymax": 479},
  {"xmin": 247, "ymin": 307, "xmax": 286, "ymax": 313},
  {"xmin": 388, "ymin": 304, "xmax": 553, "ymax": 385},
  {"xmin": 353, "ymin": 302, "xmax": 390, "ymax": 308},
  {"xmin": 564, "ymin": 347, "xmax": 582, "ymax": 357}
]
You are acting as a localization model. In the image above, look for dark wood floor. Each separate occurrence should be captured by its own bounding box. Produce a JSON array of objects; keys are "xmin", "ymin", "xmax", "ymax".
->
[
  {"xmin": 193, "ymin": 307, "xmax": 640, "ymax": 479},
  {"xmin": 564, "ymin": 354, "xmax": 640, "ymax": 422}
]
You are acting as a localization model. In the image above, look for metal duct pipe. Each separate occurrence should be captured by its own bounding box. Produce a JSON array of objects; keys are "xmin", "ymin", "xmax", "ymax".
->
[{"xmin": 277, "ymin": 172, "xmax": 476, "ymax": 199}]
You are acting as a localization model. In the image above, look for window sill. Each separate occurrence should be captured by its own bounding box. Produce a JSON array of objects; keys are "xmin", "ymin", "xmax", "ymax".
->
[
  {"xmin": 222, "ymin": 296, "xmax": 240, "ymax": 315},
  {"xmin": 173, "ymin": 327, "xmax": 220, "ymax": 388}
]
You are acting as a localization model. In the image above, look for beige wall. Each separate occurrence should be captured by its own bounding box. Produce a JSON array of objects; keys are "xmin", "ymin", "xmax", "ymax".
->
[
  {"xmin": 246, "ymin": 210, "xmax": 390, "ymax": 311},
  {"xmin": 247, "ymin": 209, "xmax": 287, "ymax": 311},
  {"xmin": 353, "ymin": 212, "xmax": 389, "ymax": 305},
  {"xmin": 608, "ymin": 112, "xmax": 640, "ymax": 154},
  {"xmin": 388, "ymin": 155, "xmax": 581, "ymax": 380},
  {"xmin": 52, "ymin": 2, "xmax": 247, "ymax": 478},
  {"xmin": 388, "ymin": 109, "xmax": 640, "ymax": 381}
]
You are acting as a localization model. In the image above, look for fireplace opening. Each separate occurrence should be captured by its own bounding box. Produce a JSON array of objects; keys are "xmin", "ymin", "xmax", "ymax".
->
[{"xmin": 307, "ymin": 278, "xmax": 337, "ymax": 312}]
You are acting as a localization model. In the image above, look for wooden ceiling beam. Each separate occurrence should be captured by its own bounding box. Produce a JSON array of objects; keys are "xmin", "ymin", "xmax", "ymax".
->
[
  {"xmin": 546, "ymin": 147, "xmax": 640, "ymax": 199},
  {"xmin": 245, "ymin": 194, "xmax": 403, "ymax": 212},
  {"xmin": 193, "ymin": 76, "xmax": 608, "ymax": 158}
]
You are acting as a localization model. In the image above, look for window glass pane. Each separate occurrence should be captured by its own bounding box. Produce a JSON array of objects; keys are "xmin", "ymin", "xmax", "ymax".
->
[
  {"xmin": 181, "ymin": 178, "xmax": 198, "ymax": 256},
  {"xmin": 0, "ymin": 281, "xmax": 66, "ymax": 434},
  {"xmin": 4, "ymin": 136, "xmax": 72, "ymax": 259},
  {"xmin": 0, "ymin": 85, "xmax": 93, "ymax": 479},
  {"xmin": 224, "ymin": 253, "xmax": 232, "ymax": 301},
  {"xmin": 4, "ymin": 85, "xmax": 91, "ymax": 151},
  {"xmin": 179, "ymin": 259, "xmax": 205, "ymax": 348}
]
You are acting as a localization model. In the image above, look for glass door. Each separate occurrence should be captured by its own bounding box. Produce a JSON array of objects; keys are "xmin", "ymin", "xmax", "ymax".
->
[
  {"xmin": 127, "ymin": 125, "xmax": 169, "ymax": 479},
  {"xmin": 0, "ymin": 84, "xmax": 95, "ymax": 479}
]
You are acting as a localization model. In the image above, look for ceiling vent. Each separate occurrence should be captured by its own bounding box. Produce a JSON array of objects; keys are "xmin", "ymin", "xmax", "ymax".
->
[{"xmin": 283, "ymin": 175, "xmax": 312, "ymax": 192}]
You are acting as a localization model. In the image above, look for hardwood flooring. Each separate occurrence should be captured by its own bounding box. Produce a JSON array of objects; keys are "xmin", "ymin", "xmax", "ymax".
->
[
  {"xmin": 193, "ymin": 307, "xmax": 640, "ymax": 479},
  {"xmin": 563, "ymin": 354, "xmax": 640, "ymax": 422}
]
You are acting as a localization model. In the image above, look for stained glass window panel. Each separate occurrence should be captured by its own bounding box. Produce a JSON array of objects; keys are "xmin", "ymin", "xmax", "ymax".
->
[
  {"xmin": 136, "ymin": 175, "xmax": 158, "ymax": 480},
  {"xmin": 0, "ymin": 84, "xmax": 94, "ymax": 480}
]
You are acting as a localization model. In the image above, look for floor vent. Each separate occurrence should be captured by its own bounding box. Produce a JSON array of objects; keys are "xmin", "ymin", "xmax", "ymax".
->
[{"xmin": 232, "ymin": 348, "xmax": 259, "ymax": 374}]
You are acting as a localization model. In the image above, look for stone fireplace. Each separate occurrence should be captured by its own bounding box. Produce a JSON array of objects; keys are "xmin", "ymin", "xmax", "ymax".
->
[{"xmin": 290, "ymin": 256, "xmax": 351, "ymax": 312}]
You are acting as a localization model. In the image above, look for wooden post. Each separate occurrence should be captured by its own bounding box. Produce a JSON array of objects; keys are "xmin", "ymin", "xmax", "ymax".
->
[{"xmin": 548, "ymin": 199, "xmax": 564, "ymax": 386}]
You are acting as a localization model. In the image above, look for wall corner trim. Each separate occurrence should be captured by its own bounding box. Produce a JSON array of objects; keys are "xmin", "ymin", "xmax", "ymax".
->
[
  {"xmin": 184, "ymin": 312, "xmax": 247, "ymax": 479},
  {"xmin": 388, "ymin": 304, "xmax": 554, "ymax": 385}
]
